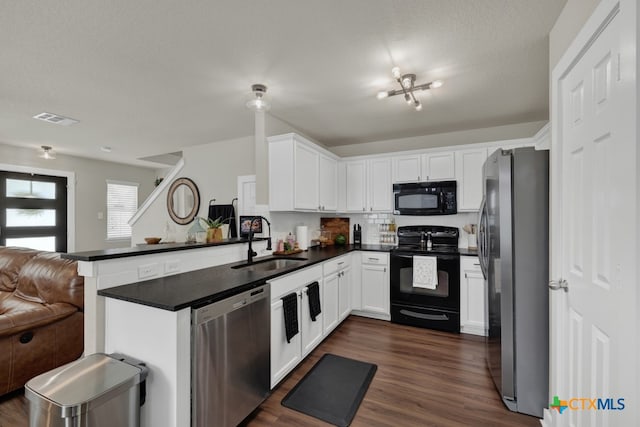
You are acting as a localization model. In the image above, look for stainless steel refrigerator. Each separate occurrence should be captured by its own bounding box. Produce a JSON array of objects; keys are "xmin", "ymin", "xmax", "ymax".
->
[{"xmin": 477, "ymin": 147, "xmax": 549, "ymax": 418}]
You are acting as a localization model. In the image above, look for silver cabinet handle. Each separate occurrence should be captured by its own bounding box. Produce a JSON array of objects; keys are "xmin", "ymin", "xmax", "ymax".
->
[
  {"xmin": 548, "ymin": 279, "xmax": 569, "ymax": 292},
  {"xmin": 473, "ymin": 263, "xmax": 480, "ymax": 266},
  {"xmin": 337, "ymin": 261, "xmax": 344, "ymax": 265}
]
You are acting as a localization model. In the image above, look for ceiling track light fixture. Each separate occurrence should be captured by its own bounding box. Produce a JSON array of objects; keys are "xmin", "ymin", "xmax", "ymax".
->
[
  {"xmin": 39, "ymin": 145, "xmax": 56, "ymax": 160},
  {"xmin": 246, "ymin": 83, "xmax": 271, "ymax": 111},
  {"xmin": 377, "ymin": 67, "xmax": 443, "ymax": 111}
]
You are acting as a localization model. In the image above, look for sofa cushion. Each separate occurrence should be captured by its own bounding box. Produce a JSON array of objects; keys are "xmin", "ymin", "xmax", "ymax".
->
[
  {"xmin": 14, "ymin": 252, "xmax": 83, "ymax": 310},
  {"xmin": 0, "ymin": 247, "xmax": 39, "ymax": 292},
  {"xmin": 0, "ymin": 295, "xmax": 78, "ymax": 338}
]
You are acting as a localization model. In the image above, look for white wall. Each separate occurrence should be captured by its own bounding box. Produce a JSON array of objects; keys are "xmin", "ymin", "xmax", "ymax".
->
[
  {"xmin": 131, "ymin": 135, "xmax": 255, "ymax": 244},
  {"xmin": 549, "ymin": 0, "xmax": 601, "ymax": 71},
  {"xmin": 0, "ymin": 142, "xmax": 156, "ymax": 251},
  {"xmin": 329, "ymin": 121, "xmax": 547, "ymax": 157},
  {"xmin": 132, "ymin": 115, "xmax": 323, "ymax": 244}
]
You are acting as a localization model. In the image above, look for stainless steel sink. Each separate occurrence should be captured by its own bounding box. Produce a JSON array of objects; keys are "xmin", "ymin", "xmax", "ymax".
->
[{"xmin": 231, "ymin": 257, "xmax": 308, "ymax": 271}]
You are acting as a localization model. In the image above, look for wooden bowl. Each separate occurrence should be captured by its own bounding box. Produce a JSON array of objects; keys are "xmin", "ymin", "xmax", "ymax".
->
[{"xmin": 144, "ymin": 237, "xmax": 162, "ymax": 244}]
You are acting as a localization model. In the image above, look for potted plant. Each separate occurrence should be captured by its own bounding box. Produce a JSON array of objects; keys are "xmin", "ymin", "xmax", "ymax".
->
[{"xmin": 199, "ymin": 216, "xmax": 224, "ymax": 242}]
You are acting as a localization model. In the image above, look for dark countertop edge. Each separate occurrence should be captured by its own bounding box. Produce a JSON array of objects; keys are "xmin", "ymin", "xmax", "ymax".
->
[
  {"xmin": 62, "ymin": 237, "xmax": 268, "ymax": 261},
  {"xmin": 458, "ymin": 248, "xmax": 478, "ymax": 256},
  {"xmin": 97, "ymin": 244, "xmax": 389, "ymax": 311},
  {"xmin": 95, "ymin": 244, "xmax": 476, "ymax": 312}
]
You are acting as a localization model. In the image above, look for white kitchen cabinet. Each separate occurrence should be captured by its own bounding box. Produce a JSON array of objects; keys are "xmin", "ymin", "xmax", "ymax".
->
[
  {"xmin": 294, "ymin": 142, "xmax": 319, "ymax": 210},
  {"xmin": 318, "ymin": 154, "xmax": 338, "ymax": 211},
  {"xmin": 392, "ymin": 154, "xmax": 422, "ymax": 183},
  {"xmin": 322, "ymin": 272, "xmax": 339, "ymax": 335},
  {"xmin": 344, "ymin": 158, "xmax": 392, "ymax": 212},
  {"xmin": 270, "ymin": 299, "xmax": 302, "ymax": 388},
  {"xmin": 269, "ymin": 265, "xmax": 323, "ymax": 388},
  {"xmin": 322, "ymin": 255, "xmax": 351, "ymax": 333},
  {"xmin": 455, "ymin": 147, "xmax": 488, "ymax": 211},
  {"xmin": 355, "ymin": 252, "xmax": 390, "ymax": 320},
  {"xmin": 421, "ymin": 152, "xmax": 455, "ymax": 181},
  {"xmin": 338, "ymin": 266, "xmax": 352, "ymax": 321},
  {"xmin": 460, "ymin": 256, "xmax": 486, "ymax": 336},
  {"xmin": 350, "ymin": 252, "xmax": 362, "ymax": 310},
  {"xmin": 301, "ymin": 285, "xmax": 324, "ymax": 355},
  {"xmin": 268, "ymin": 133, "xmax": 338, "ymax": 212},
  {"xmin": 368, "ymin": 158, "xmax": 392, "ymax": 212},
  {"xmin": 345, "ymin": 160, "xmax": 367, "ymax": 212}
]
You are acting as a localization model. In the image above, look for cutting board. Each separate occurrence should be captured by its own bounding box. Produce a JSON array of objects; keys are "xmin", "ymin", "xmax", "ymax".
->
[{"xmin": 320, "ymin": 217, "xmax": 350, "ymax": 244}]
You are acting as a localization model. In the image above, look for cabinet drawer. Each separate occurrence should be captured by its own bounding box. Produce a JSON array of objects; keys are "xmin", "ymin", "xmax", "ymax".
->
[
  {"xmin": 461, "ymin": 256, "xmax": 481, "ymax": 271},
  {"xmin": 269, "ymin": 265, "xmax": 323, "ymax": 301},
  {"xmin": 323, "ymin": 255, "xmax": 350, "ymax": 276},
  {"xmin": 361, "ymin": 252, "xmax": 389, "ymax": 266}
]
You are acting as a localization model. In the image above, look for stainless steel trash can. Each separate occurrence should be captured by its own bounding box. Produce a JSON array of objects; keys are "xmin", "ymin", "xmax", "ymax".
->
[{"xmin": 25, "ymin": 353, "xmax": 148, "ymax": 427}]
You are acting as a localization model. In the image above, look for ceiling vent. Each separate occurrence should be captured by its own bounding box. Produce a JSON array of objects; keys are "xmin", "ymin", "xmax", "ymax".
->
[{"xmin": 32, "ymin": 112, "xmax": 79, "ymax": 126}]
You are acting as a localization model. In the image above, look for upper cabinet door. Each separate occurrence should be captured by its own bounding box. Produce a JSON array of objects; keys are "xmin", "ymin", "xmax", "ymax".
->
[
  {"xmin": 318, "ymin": 154, "xmax": 337, "ymax": 211},
  {"xmin": 421, "ymin": 152, "xmax": 455, "ymax": 181},
  {"xmin": 368, "ymin": 157, "xmax": 392, "ymax": 212},
  {"xmin": 294, "ymin": 142, "xmax": 320, "ymax": 210},
  {"xmin": 345, "ymin": 160, "xmax": 367, "ymax": 212},
  {"xmin": 455, "ymin": 147, "xmax": 488, "ymax": 212},
  {"xmin": 392, "ymin": 155, "xmax": 422, "ymax": 183}
]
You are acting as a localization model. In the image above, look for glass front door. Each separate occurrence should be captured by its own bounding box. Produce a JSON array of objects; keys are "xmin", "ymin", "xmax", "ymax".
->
[{"xmin": 0, "ymin": 171, "xmax": 67, "ymax": 252}]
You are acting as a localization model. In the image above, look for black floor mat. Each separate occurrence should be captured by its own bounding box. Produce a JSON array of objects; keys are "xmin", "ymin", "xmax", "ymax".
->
[{"xmin": 281, "ymin": 353, "xmax": 377, "ymax": 427}]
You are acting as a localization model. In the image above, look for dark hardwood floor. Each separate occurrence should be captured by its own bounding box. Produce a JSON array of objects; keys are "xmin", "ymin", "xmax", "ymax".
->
[
  {"xmin": 248, "ymin": 316, "xmax": 539, "ymax": 427},
  {"xmin": 0, "ymin": 316, "xmax": 540, "ymax": 427}
]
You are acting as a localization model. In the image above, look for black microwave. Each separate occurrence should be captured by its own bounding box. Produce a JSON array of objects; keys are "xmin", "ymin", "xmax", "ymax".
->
[{"xmin": 393, "ymin": 181, "xmax": 457, "ymax": 215}]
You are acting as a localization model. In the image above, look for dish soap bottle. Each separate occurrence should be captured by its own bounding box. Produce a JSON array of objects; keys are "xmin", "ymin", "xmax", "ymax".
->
[{"xmin": 286, "ymin": 232, "xmax": 295, "ymax": 250}]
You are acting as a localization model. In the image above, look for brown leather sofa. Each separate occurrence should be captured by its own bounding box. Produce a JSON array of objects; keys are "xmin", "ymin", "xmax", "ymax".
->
[{"xmin": 0, "ymin": 247, "xmax": 84, "ymax": 395}]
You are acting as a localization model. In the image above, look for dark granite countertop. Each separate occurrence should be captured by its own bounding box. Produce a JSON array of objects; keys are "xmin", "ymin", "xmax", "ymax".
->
[
  {"xmin": 458, "ymin": 247, "xmax": 478, "ymax": 256},
  {"xmin": 97, "ymin": 244, "xmax": 389, "ymax": 311},
  {"xmin": 62, "ymin": 237, "xmax": 268, "ymax": 261}
]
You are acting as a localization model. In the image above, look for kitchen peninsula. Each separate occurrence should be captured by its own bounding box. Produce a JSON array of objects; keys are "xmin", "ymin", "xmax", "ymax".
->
[{"xmin": 63, "ymin": 240, "xmax": 389, "ymax": 427}]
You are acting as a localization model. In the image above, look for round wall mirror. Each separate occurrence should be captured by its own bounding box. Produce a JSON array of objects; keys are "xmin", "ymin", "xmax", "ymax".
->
[{"xmin": 167, "ymin": 177, "xmax": 200, "ymax": 225}]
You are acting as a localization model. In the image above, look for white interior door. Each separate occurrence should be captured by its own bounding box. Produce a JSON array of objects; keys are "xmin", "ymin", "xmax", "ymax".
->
[{"xmin": 551, "ymin": 4, "xmax": 636, "ymax": 426}]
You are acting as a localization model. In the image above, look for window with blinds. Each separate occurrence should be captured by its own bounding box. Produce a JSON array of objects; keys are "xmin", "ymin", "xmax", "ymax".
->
[{"xmin": 107, "ymin": 180, "xmax": 138, "ymax": 240}]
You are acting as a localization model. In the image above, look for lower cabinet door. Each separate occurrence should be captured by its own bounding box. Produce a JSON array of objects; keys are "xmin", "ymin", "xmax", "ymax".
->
[
  {"xmin": 361, "ymin": 264, "xmax": 389, "ymax": 315},
  {"xmin": 323, "ymin": 273, "xmax": 339, "ymax": 335},
  {"xmin": 338, "ymin": 267, "xmax": 352, "ymax": 321},
  {"xmin": 460, "ymin": 263, "xmax": 487, "ymax": 336},
  {"xmin": 270, "ymin": 299, "xmax": 302, "ymax": 388},
  {"xmin": 301, "ymin": 285, "xmax": 324, "ymax": 357}
]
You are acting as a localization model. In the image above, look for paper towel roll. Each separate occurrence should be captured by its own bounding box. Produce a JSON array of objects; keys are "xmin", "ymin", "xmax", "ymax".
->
[{"xmin": 296, "ymin": 225, "xmax": 308, "ymax": 250}]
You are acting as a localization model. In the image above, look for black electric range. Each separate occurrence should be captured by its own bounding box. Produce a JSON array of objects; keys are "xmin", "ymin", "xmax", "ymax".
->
[{"xmin": 390, "ymin": 225, "xmax": 461, "ymax": 333}]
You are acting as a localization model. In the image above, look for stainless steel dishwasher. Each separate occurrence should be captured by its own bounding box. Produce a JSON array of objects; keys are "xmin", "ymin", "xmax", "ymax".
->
[{"xmin": 192, "ymin": 283, "xmax": 270, "ymax": 427}]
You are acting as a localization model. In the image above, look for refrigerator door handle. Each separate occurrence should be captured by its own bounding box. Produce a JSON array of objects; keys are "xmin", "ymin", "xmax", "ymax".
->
[{"xmin": 477, "ymin": 197, "xmax": 489, "ymax": 279}]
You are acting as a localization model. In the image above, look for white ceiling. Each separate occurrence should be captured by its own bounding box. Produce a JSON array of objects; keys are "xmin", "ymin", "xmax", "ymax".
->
[{"xmin": 1, "ymin": 1, "xmax": 566, "ymax": 168}]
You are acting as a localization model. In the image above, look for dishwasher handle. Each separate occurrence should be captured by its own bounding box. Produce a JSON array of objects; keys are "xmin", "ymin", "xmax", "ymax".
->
[{"xmin": 193, "ymin": 283, "xmax": 269, "ymax": 325}]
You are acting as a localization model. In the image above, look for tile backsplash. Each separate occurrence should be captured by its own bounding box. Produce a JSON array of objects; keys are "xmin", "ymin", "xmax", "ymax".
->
[{"xmin": 269, "ymin": 211, "xmax": 479, "ymax": 248}]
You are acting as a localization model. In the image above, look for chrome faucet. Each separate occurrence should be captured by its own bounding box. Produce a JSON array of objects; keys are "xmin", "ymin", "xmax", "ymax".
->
[{"xmin": 247, "ymin": 216, "xmax": 272, "ymax": 264}]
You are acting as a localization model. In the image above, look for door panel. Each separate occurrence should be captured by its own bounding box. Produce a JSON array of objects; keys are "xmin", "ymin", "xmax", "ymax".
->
[
  {"xmin": 555, "ymin": 9, "xmax": 636, "ymax": 425},
  {"xmin": 0, "ymin": 171, "xmax": 67, "ymax": 252}
]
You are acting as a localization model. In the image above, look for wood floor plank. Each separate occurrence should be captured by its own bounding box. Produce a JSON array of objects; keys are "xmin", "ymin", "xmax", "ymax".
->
[
  {"xmin": 245, "ymin": 316, "xmax": 541, "ymax": 427},
  {"xmin": 1, "ymin": 316, "xmax": 541, "ymax": 427}
]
